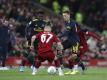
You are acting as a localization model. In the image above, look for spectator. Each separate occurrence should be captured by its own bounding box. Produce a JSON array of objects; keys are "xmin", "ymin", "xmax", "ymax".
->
[{"xmin": 0, "ymin": 19, "xmax": 10, "ymax": 70}]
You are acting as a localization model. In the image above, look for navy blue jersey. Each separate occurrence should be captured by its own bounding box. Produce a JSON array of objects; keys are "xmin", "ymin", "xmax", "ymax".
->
[
  {"xmin": 61, "ymin": 20, "xmax": 80, "ymax": 49},
  {"xmin": 25, "ymin": 19, "xmax": 46, "ymax": 37},
  {"xmin": 65, "ymin": 20, "xmax": 80, "ymax": 43},
  {"xmin": 25, "ymin": 19, "xmax": 50, "ymax": 39}
]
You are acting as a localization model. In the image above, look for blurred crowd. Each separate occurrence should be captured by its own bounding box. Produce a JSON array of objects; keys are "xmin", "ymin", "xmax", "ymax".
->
[
  {"xmin": 0, "ymin": 0, "xmax": 107, "ymax": 61},
  {"xmin": 38, "ymin": 0, "xmax": 107, "ymax": 32}
]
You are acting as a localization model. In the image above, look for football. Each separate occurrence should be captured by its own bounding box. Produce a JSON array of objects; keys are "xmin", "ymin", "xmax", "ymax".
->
[{"xmin": 47, "ymin": 66, "xmax": 56, "ymax": 74}]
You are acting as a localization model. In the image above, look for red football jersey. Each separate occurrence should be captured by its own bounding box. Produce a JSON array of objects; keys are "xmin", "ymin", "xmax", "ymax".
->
[
  {"xmin": 35, "ymin": 32, "xmax": 60, "ymax": 53},
  {"xmin": 78, "ymin": 31, "xmax": 101, "ymax": 46},
  {"xmin": 77, "ymin": 31, "xmax": 87, "ymax": 46}
]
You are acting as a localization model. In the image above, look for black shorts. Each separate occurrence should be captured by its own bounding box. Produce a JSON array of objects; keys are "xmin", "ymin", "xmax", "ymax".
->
[{"xmin": 62, "ymin": 39, "xmax": 80, "ymax": 53}]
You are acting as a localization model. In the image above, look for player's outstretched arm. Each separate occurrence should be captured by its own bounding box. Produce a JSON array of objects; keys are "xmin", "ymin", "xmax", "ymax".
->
[{"xmin": 30, "ymin": 35, "xmax": 36, "ymax": 50}]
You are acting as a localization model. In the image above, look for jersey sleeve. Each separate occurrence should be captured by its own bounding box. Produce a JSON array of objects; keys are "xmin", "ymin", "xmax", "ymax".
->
[
  {"xmin": 53, "ymin": 34, "xmax": 61, "ymax": 42},
  {"xmin": 35, "ymin": 32, "xmax": 41, "ymax": 39},
  {"xmin": 85, "ymin": 31, "xmax": 101, "ymax": 41}
]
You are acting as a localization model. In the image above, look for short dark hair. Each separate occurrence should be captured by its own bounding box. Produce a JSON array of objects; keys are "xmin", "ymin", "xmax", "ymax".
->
[
  {"xmin": 62, "ymin": 11, "xmax": 70, "ymax": 14},
  {"xmin": 62, "ymin": 11, "xmax": 73, "ymax": 15}
]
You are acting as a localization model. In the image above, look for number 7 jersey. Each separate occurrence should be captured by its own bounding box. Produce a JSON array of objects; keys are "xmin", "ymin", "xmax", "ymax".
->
[{"xmin": 34, "ymin": 32, "xmax": 60, "ymax": 54}]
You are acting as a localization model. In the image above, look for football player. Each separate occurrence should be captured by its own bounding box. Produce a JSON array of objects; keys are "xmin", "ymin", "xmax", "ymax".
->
[
  {"xmin": 30, "ymin": 24, "xmax": 64, "ymax": 76},
  {"xmin": 19, "ymin": 11, "xmax": 50, "ymax": 72}
]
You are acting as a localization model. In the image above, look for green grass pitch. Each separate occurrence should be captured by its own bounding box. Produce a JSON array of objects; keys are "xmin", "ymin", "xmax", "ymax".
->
[{"xmin": 0, "ymin": 67, "xmax": 107, "ymax": 80}]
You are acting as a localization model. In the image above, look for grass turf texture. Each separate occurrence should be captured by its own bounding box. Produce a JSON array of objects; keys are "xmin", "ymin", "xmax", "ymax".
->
[{"xmin": 0, "ymin": 67, "xmax": 107, "ymax": 80}]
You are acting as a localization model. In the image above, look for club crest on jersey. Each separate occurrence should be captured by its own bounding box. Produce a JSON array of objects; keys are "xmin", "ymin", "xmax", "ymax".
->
[{"xmin": 66, "ymin": 26, "xmax": 71, "ymax": 30}]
